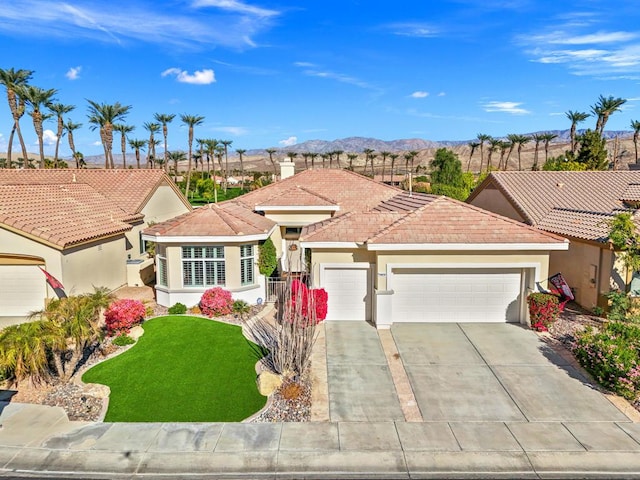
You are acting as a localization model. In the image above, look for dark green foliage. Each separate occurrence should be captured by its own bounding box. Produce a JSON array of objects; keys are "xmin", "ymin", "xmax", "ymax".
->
[
  {"xmin": 574, "ymin": 129, "xmax": 608, "ymax": 170},
  {"xmin": 430, "ymin": 148, "xmax": 464, "ymax": 187},
  {"xmin": 232, "ymin": 300, "xmax": 251, "ymax": 317},
  {"xmin": 606, "ymin": 290, "xmax": 631, "ymax": 322},
  {"xmin": 608, "ymin": 213, "xmax": 640, "ymax": 271},
  {"xmin": 167, "ymin": 303, "xmax": 187, "ymax": 315},
  {"xmin": 258, "ymin": 237, "xmax": 277, "ymax": 277},
  {"xmin": 430, "ymin": 183, "xmax": 470, "ymax": 201},
  {"xmin": 574, "ymin": 321, "xmax": 640, "ymax": 400},
  {"xmin": 82, "ymin": 316, "xmax": 266, "ymax": 422},
  {"xmin": 112, "ymin": 334, "xmax": 135, "ymax": 346},
  {"xmin": 543, "ymin": 154, "xmax": 588, "ymax": 171}
]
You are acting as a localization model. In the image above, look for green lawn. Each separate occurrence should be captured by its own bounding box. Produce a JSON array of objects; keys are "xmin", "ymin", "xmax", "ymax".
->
[{"xmin": 82, "ymin": 316, "xmax": 267, "ymax": 422}]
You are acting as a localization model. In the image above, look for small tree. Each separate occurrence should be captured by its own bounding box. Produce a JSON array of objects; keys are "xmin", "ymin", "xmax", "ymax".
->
[
  {"xmin": 574, "ymin": 129, "xmax": 608, "ymax": 170},
  {"xmin": 430, "ymin": 148, "xmax": 464, "ymax": 187},
  {"xmin": 258, "ymin": 238, "xmax": 278, "ymax": 277}
]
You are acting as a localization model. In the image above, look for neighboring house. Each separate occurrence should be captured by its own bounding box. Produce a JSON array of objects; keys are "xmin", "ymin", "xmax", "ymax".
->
[
  {"xmin": 0, "ymin": 169, "xmax": 191, "ymax": 326},
  {"xmin": 144, "ymin": 162, "xmax": 567, "ymax": 328},
  {"xmin": 467, "ymin": 171, "xmax": 640, "ymax": 310}
]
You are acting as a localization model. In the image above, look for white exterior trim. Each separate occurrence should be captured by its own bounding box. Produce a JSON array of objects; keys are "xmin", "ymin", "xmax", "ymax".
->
[
  {"xmin": 386, "ymin": 261, "xmax": 542, "ymax": 285},
  {"xmin": 368, "ymin": 242, "xmax": 569, "ymax": 251},
  {"xmin": 255, "ymin": 205, "xmax": 340, "ymax": 212},
  {"xmin": 301, "ymin": 242, "xmax": 360, "ymax": 249},
  {"xmin": 142, "ymin": 230, "xmax": 274, "ymax": 244}
]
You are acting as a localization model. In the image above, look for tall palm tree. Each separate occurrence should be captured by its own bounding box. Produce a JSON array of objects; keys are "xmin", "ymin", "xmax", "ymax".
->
[
  {"xmin": 513, "ymin": 134, "xmax": 530, "ymax": 171},
  {"xmin": 64, "ymin": 120, "xmax": 82, "ymax": 168},
  {"xmin": 466, "ymin": 141, "xmax": 479, "ymax": 172},
  {"xmin": 497, "ymin": 140, "xmax": 511, "ymax": 170},
  {"xmin": 320, "ymin": 153, "xmax": 329, "ymax": 169},
  {"xmin": 363, "ymin": 148, "xmax": 375, "ymax": 175},
  {"xmin": 220, "ymin": 140, "xmax": 233, "ymax": 190},
  {"xmin": 236, "ymin": 148, "xmax": 246, "ymax": 189},
  {"xmin": 389, "ymin": 153, "xmax": 400, "ymax": 178},
  {"xmin": 205, "ymin": 139, "xmax": 219, "ymax": 178},
  {"xmin": 180, "ymin": 114, "xmax": 205, "ymax": 198},
  {"xmin": 143, "ymin": 122, "xmax": 160, "ymax": 168},
  {"xmin": 565, "ymin": 110, "xmax": 590, "ymax": 153},
  {"xmin": 87, "ymin": 100, "xmax": 131, "ymax": 169},
  {"xmin": 309, "ymin": 152, "xmax": 318, "ymax": 169},
  {"xmin": 406, "ymin": 150, "xmax": 418, "ymax": 174},
  {"xmin": 113, "ymin": 124, "xmax": 135, "ymax": 168},
  {"xmin": 631, "ymin": 120, "xmax": 640, "ymax": 164},
  {"xmin": 486, "ymin": 138, "xmax": 501, "ymax": 171},
  {"xmin": 379, "ymin": 151, "xmax": 391, "ymax": 182},
  {"xmin": 22, "ymin": 85, "xmax": 57, "ymax": 168},
  {"xmin": 476, "ymin": 133, "xmax": 491, "ymax": 173},
  {"xmin": 287, "ymin": 151, "xmax": 298, "ymax": 163},
  {"xmin": 196, "ymin": 138, "xmax": 206, "ymax": 174},
  {"xmin": 0, "ymin": 68, "xmax": 33, "ymax": 166},
  {"xmin": 265, "ymin": 148, "xmax": 277, "ymax": 176},
  {"xmin": 154, "ymin": 113, "xmax": 175, "ymax": 171},
  {"xmin": 48, "ymin": 102, "xmax": 74, "ymax": 168},
  {"xmin": 128, "ymin": 139, "xmax": 147, "ymax": 169},
  {"xmin": 333, "ymin": 149, "xmax": 344, "ymax": 168},
  {"xmin": 530, "ymin": 133, "xmax": 545, "ymax": 171},
  {"xmin": 347, "ymin": 153, "xmax": 358, "ymax": 170},
  {"xmin": 541, "ymin": 132, "xmax": 558, "ymax": 163},
  {"xmin": 167, "ymin": 150, "xmax": 185, "ymax": 180},
  {"xmin": 592, "ymin": 95, "xmax": 627, "ymax": 135},
  {"xmin": 301, "ymin": 152, "xmax": 310, "ymax": 169},
  {"xmin": 505, "ymin": 134, "xmax": 520, "ymax": 170}
]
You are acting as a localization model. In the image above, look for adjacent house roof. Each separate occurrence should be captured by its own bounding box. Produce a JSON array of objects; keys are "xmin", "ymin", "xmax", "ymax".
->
[
  {"xmin": 301, "ymin": 211, "xmax": 404, "ymax": 243},
  {"xmin": 254, "ymin": 185, "xmax": 339, "ymax": 210},
  {"xmin": 0, "ymin": 184, "xmax": 139, "ymax": 248},
  {"xmin": 0, "ymin": 169, "xmax": 190, "ymax": 215},
  {"xmin": 143, "ymin": 201, "xmax": 275, "ymax": 239},
  {"xmin": 468, "ymin": 171, "xmax": 640, "ymax": 242}
]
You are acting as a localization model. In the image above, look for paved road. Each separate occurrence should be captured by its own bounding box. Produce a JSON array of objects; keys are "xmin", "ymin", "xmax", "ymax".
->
[{"xmin": 1, "ymin": 321, "xmax": 640, "ymax": 478}]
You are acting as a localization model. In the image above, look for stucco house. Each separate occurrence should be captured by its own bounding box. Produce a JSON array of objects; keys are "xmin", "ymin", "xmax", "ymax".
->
[
  {"xmin": 144, "ymin": 162, "xmax": 567, "ymax": 328},
  {"xmin": 467, "ymin": 171, "xmax": 640, "ymax": 311},
  {"xmin": 0, "ymin": 169, "xmax": 191, "ymax": 326}
]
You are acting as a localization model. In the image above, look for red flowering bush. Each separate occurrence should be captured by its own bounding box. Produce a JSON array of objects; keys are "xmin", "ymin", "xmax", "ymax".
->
[
  {"xmin": 288, "ymin": 279, "xmax": 328, "ymax": 325},
  {"xmin": 200, "ymin": 287, "xmax": 233, "ymax": 317},
  {"xmin": 527, "ymin": 293, "xmax": 561, "ymax": 332},
  {"xmin": 104, "ymin": 299, "xmax": 146, "ymax": 336}
]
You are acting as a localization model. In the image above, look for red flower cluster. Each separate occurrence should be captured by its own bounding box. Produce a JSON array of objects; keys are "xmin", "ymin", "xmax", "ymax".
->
[
  {"xmin": 104, "ymin": 299, "xmax": 146, "ymax": 336},
  {"xmin": 289, "ymin": 279, "xmax": 328, "ymax": 324},
  {"xmin": 200, "ymin": 287, "xmax": 233, "ymax": 317},
  {"xmin": 527, "ymin": 293, "xmax": 561, "ymax": 332}
]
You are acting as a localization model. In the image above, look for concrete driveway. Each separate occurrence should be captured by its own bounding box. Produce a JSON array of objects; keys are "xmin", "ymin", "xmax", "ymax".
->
[{"xmin": 326, "ymin": 321, "xmax": 629, "ymax": 423}]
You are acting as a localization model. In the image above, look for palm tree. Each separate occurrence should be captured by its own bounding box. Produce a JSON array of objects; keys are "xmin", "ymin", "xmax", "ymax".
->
[
  {"xmin": 565, "ymin": 110, "xmax": 590, "ymax": 153},
  {"xmin": 466, "ymin": 142, "xmax": 480, "ymax": 172},
  {"xmin": 154, "ymin": 113, "xmax": 175, "ymax": 171},
  {"xmin": 167, "ymin": 150, "xmax": 185, "ymax": 180},
  {"xmin": 631, "ymin": 120, "xmax": 640, "ymax": 164},
  {"xmin": 309, "ymin": 152, "xmax": 318, "ymax": 169},
  {"xmin": 406, "ymin": 150, "xmax": 418, "ymax": 174},
  {"xmin": 22, "ymin": 85, "xmax": 57, "ymax": 168},
  {"xmin": 379, "ymin": 151, "xmax": 391, "ymax": 182},
  {"xmin": 301, "ymin": 152, "xmax": 310, "ymax": 169},
  {"xmin": 114, "ymin": 124, "xmax": 135, "ymax": 168},
  {"xmin": 476, "ymin": 134, "xmax": 491, "ymax": 173},
  {"xmin": 513, "ymin": 134, "xmax": 530, "ymax": 171},
  {"xmin": 64, "ymin": 120, "xmax": 82, "ymax": 168},
  {"xmin": 48, "ymin": 102, "xmax": 74, "ymax": 168},
  {"xmin": 363, "ymin": 148, "xmax": 375, "ymax": 175},
  {"xmin": 333, "ymin": 150, "xmax": 344, "ymax": 168},
  {"xmin": 505, "ymin": 134, "xmax": 520, "ymax": 170},
  {"xmin": 497, "ymin": 140, "xmax": 511, "ymax": 170},
  {"xmin": 487, "ymin": 138, "xmax": 502, "ymax": 171},
  {"xmin": 128, "ymin": 138, "xmax": 147, "ymax": 169},
  {"xmin": 236, "ymin": 148, "xmax": 247, "ymax": 190},
  {"xmin": 0, "ymin": 68, "xmax": 33, "ymax": 167},
  {"xmin": 320, "ymin": 153, "xmax": 329, "ymax": 169},
  {"xmin": 265, "ymin": 148, "xmax": 277, "ymax": 176},
  {"xmin": 87, "ymin": 100, "xmax": 131, "ymax": 169},
  {"xmin": 531, "ymin": 133, "xmax": 544, "ymax": 170},
  {"xmin": 389, "ymin": 153, "xmax": 400, "ymax": 178},
  {"xmin": 143, "ymin": 122, "xmax": 160, "ymax": 168},
  {"xmin": 205, "ymin": 139, "xmax": 218, "ymax": 178},
  {"xmin": 287, "ymin": 151, "xmax": 298, "ymax": 163},
  {"xmin": 179, "ymin": 114, "xmax": 205, "ymax": 198},
  {"xmin": 541, "ymin": 132, "xmax": 558, "ymax": 163},
  {"xmin": 220, "ymin": 140, "xmax": 233, "ymax": 190},
  {"xmin": 592, "ymin": 95, "xmax": 627, "ymax": 135},
  {"xmin": 346, "ymin": 153, "xmax": 358, "ymax": 170}
]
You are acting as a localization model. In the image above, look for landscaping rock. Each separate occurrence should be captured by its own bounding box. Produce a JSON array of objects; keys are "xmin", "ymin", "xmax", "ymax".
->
[
  {"xmin": 257, "ymin": 371, "xmax": 283, "ymax": 396},
  {"xmin": 129, "ymin": 325, "xmax": 144, "ymax": 341}
]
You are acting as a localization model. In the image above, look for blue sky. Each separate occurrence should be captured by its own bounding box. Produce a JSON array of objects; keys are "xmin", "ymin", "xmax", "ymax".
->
[{"xmin": 0, "ymin": 0, "xmax": 639, "ymax": 157}]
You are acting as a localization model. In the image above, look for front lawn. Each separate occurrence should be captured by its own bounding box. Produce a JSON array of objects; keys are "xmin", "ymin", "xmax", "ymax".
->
[{"xmin": 82, "ymin": 316, "xmax": 266, "ymax": 422}]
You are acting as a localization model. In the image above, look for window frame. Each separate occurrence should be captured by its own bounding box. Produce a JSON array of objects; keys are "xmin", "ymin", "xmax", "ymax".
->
[
  {"xmin": 240, "ymin": 244, "xmax": 255, "ymax": 286},
  {"xmin": 181, "ymin": 246, "xmax": 226, "ymax": 288}
]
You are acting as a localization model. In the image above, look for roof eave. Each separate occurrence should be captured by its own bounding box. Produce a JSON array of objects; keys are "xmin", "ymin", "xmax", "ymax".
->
[{"xmin": 367, "ymin": 241, "xmax": 570, "ymax": 251}]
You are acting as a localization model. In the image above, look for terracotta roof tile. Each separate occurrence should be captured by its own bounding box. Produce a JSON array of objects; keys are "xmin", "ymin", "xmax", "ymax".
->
[
  {"xmin": 256, "ymin": 185, "xmax": 338, "ymax": 208},
  {"xmin": 373, "ymin": 192, "xmax": 438, "ymax": 212},
  {"xmin": 144, "ymin": 201, "xmax": 275, "ymax": 237},
  {"xmin": 238, "ymin": 168, "xmax": 401, "ymax": 212},
  {"xmin": 300, "ymin": 212, "xmax": 404, "ymax": 242},
  {"xmin": 537, "ymin": 208, "xmax": 614, "ymax": 242},
  {"xmin": 0, "ymin": 169, "xmax": 186, "ymax": 214},
  {"xmin": 369, "ymin": 197, "xmax": 565, "ymax": 245},
  {"xmin": 620, "ymin": 184, "xmax": 640, "ymax": 202},
  {"xmin": 0, "ymin": 184, "xmax": 137, "ymax": 248}
]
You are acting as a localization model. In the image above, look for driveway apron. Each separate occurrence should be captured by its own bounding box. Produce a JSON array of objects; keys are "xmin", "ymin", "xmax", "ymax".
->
[
  {"xmin": 325, "ymin": 321, "xmax": 404, "ymax": 422},
  {"xmin": 392, "ymin": 323, "xmax": 629, "ymax": 423}
]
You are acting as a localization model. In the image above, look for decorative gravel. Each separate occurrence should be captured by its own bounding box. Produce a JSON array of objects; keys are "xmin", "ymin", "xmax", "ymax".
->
[{"xmin": 252, "ymin": 379, "xmax": 311, "ymax": 423}]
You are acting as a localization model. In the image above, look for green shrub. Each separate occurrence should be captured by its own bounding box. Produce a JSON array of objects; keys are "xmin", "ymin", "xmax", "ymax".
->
[
  {"xmin": 430, "ymin": 183, "xmax": 471, "ymax": 201},
  {"xmin": 258, "ymin": 238, "xmax": 277, "ymax": 277},
  {"xmin": 574, "ymin": 321, "xmax": 640, "ymax": 400},
  {"xmin": 168, "ymin": 303, "xmax": 187, "ymax": 315},
  {"xmin": 527, "ymin": 293, "xmax": 561, "ymax": 331},
  {"xmin": 233, "ymin": 300, "xmax": 251, "ymax": 318},
  {"xmin": 606, "ymin": 290, "xmax": 631, "ymax": 322},
  {"xmin": 112, "ymin": 334, "xmax": 136, "ymax": 347}
]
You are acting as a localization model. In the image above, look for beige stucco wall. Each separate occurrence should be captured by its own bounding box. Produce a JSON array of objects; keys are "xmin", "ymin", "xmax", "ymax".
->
[
  {"xmin": 469, "ymin": 188, "xmax": 525, "ymax": 222},
  {"xmin": 308, "ymin": 248, "xmax": 376, "ymax": 287},
  {"xmin": 264, "ymin": 211, "xmax": 333, "ymax": 225}
]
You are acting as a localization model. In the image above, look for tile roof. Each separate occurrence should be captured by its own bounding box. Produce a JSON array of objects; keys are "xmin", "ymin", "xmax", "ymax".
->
[
  {"xmin": 255, "ymin": 185, "xmax": 338, "ymax": 208},
  {"xmin": 237, "ymin": 168, "xmax": 401, "ymax": 213},
  {"xmin": 469, "ymin": 171, "xmax": 640, "ymax": 226},
  {"xmin": 373, "ymin": 192, "xmax": 438, "ymax": 212},
  {"xmin": 537, "ymin": 208, "xmax": 614, "ymax": 242},
  {"xmin": 0, "ymin": 184, "xmax": 138, "ymax": 248},
  {"xmin": 300, "ymin": 212, "xmax": 404, "ymax": 243},
  {"xmin": 144, "ymin": 201, "xmax": 275, "ymax": 237},
  {"xmin": 0, "ymin": 169, "xmax": 187, "ymax": 214},
  {"xmin": 620, "ymin": 184, "xmax": 640, "ymax": 202}
]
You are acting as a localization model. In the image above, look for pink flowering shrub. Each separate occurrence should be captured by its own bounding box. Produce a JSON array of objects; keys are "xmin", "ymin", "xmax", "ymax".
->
[
  {"xmin": 288, "ymin": 279, "xmax": 328, "ymax": 325},
  {"xmin": 104, "ymin": 299, "xmax": 146, "ymax": 335},
  {"xmin": 200, "ymin": 287, "xmax": 233, "ymax": 317},
  {"xmin": 527, "ymin": 293, "xmax": 561, "ymax": 332}
]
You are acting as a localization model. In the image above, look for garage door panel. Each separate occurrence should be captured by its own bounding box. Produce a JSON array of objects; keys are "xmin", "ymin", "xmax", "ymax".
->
[
  {"xmin": 391, "ymin": 268, "xmax": 522, "ymax": 323},
  {"xmin": 322, "ymin": 266, "xmax": 370, "ymax": 321},
  {"xmin": 0, "ymin": 265, "xmax": 47, "ymax": 317}
]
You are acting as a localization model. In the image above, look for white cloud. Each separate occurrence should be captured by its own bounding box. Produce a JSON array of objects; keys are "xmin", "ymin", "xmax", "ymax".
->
[
  {"xmin": 387, "ymin": 22, "xmax": 439, "ymax": 38},
  {"xmin": 294, "ymin": 63, "xmax": 380, "ymax": 92},
  {"xmin": 212, "ymin": 126, "xmax": 248, "ymax": 136},
  {"xmin": 161, "ymin": 68, "xmax": 216, "ymax": 85},
  {"xmin": 530, "ymin": 30, "xmax": 638, "ymax": 46},
  {"xmin": 42, "ymin": 129, "xmax": 58, "ymax": 145},
  {"xmin": 92, "ymin": 140, "xmax": 102, "ymax": 146},
  {"xmin": 278, "ymin": 136, "xmax": 297, "ymax": 147},
  {"xmin": 410, "ymin": 91, "xmax": 429, "ymax": 98},
  {"xmin": 437, "ymin": 92, "xmax": 446, "ymax": 97},
  {"xmin": 482, "ymin": 101, "xmax": 530, "ymax": 115},
  {"xmin": 191, "ymin": 0, "xmax": 279, "ymax": 18},
  {"xmin": 65, "ymin": 66, "xmax": 81, "ymax": 80}
]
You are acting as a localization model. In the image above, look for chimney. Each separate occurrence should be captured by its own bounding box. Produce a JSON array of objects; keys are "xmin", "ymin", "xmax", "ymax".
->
[{"xmin": 279, "ymin": 160, "xmax": 295, "ymax": 180}]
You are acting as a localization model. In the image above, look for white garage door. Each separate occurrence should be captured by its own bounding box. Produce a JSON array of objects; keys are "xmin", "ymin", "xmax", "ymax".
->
[
  {"xmin": 0, "ymin": 265, "xmax": 47, "ymax": 317},
  {"xmin": 391, "ymin": 268, "xmax": 522, "ymax": 323},
  {"xmin": 322, "ymin": 265, "xmax": 370, "ymax": 321}
]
